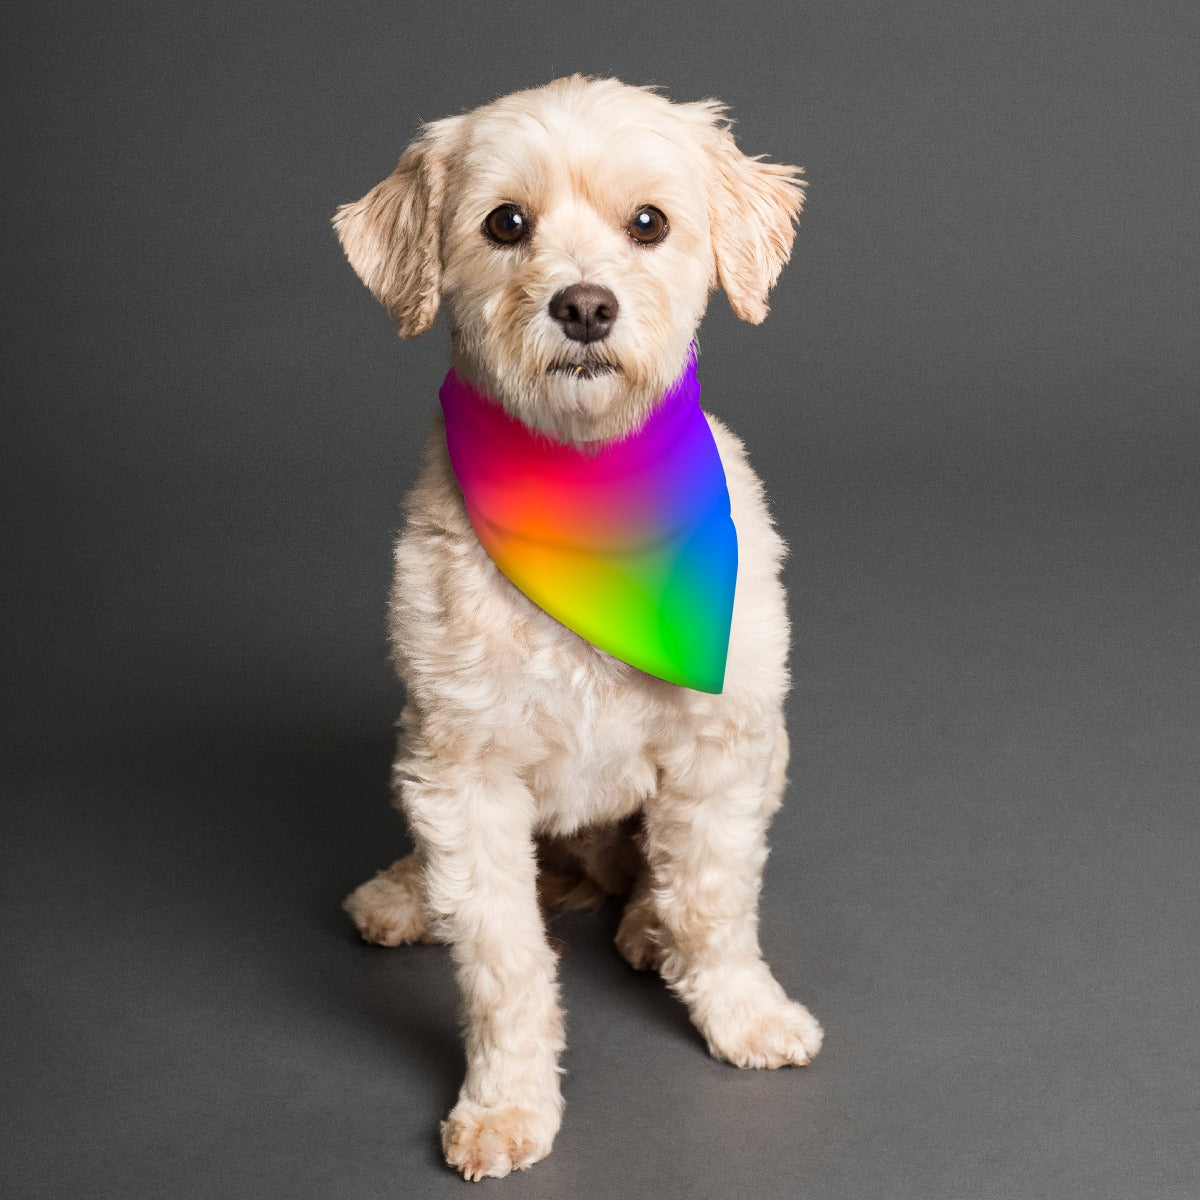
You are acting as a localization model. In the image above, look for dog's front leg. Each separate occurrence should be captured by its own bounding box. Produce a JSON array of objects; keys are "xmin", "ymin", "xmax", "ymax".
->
[
  {"xmin": 644, "ymin": 721, "xmax": 824, "ymax": 1069},
  {"xmin": 402, "ymin": 757, "xmax": 564, "ymax": 1180}
]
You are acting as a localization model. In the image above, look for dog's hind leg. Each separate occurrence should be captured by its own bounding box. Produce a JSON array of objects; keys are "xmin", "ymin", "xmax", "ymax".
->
[
  {"xmin": 536, "ymin": 815, "xmax": 642, "ymax": 915},
  {"xmin": 343, "ymin": 853, "xmax": 440, "ymax": 947},
  {"xmin": 614, "ymin": 867, "xmax": 665, "ymax": 972}
]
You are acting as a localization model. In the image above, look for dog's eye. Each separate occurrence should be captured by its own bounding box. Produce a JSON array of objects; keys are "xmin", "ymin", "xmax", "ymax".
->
[
  {"xmin": 483, "ymin": 205, "xmax": 530, "ymax": 246},
  {"xmin": 628, "ymin": 206, "xmax": 668, "ymax": 245}
]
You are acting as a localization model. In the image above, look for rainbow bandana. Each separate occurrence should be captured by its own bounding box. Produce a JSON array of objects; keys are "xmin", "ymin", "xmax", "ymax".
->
[{"xmin": 439, "ymin": 346, "xmax": 737, "ymax": 693}]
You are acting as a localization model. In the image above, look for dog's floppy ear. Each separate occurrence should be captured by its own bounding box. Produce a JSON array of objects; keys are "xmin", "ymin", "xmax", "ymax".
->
[
  {"xmin": 332, "ymin": 117, "xmax": 461, "ymax": 339},
  {"xmin": 698, "ymin": 107, "xmax": 806, "ymax": 324}
]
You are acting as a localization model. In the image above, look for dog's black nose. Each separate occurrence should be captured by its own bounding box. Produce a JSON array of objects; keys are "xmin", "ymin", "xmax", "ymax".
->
[{"xmin": 548, "ymin": 283, "xmax": 619, "ymax": 343}]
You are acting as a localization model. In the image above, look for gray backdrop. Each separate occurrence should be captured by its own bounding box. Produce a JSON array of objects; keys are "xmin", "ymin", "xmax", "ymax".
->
[{"xmin": 4, "ymin": 2, "xmax": 1198, "ymax": 1197}]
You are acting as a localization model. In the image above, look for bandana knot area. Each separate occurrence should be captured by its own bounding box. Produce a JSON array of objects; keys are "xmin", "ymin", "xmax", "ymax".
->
[{"xmin": 439, "ymin": 347, "xmax": 737, "ymax": 693}]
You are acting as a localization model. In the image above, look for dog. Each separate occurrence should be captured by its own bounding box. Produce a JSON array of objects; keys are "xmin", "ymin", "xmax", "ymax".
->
[{"xmin": 334, "ymin": 75, "xmax": 821, "ymax": 1181}]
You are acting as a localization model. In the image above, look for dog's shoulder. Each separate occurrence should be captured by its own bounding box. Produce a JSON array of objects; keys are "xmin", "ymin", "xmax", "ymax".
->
[
  {"xmin": 398, "ymin": 416, "xmax": 470, "ymax": 541},
  {"xmin": 704, "ymin": 411, "xmax": 787, "ymax": 577}
]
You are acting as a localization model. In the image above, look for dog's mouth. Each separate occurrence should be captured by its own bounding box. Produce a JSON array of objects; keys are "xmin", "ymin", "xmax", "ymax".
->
[{"xmin": 547, "ymin": 359, "xmax": 621, "ymax": 381}]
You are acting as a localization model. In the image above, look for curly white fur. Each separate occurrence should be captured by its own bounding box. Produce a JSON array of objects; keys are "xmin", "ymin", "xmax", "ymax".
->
[{"xmin": 334, "ymin": 75, "xmax": 821, "ymax": 1182}]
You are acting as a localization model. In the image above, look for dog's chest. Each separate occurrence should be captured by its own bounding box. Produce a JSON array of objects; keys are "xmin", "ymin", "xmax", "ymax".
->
[
  {"xmin": 520, "ymin": 677, "xmax": 660, "ymax": 835},
  {"xmin": 396, "ymin": 442, "xmax": 708, "ymax": 835}
]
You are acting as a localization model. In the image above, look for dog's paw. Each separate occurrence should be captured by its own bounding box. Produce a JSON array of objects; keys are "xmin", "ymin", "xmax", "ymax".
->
[
  {"xmin": 703, "ymin": 997, "xmax": 824, "ymax": 1069},
  {"xmin": 614, "ymin": 900, "xmax": 664, "ymax": 972},
  {"xmin": 441, "ymin": 1105, "xmax": 556, "ymax": 1181},
  {"xmin": 342, "ymin": 856, "xmax": 437, "ymax": 947}
]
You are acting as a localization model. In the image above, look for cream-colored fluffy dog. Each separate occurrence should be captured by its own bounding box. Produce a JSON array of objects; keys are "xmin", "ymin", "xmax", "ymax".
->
[{"xmin": 334, "ymin": 75, "xmax": 821, "ymax": 1181}]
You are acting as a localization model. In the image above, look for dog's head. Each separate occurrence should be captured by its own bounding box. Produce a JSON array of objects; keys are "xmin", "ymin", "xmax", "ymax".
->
[{"xmin": 334, "ymin": 76, "xmax": 804, "ymax": 442}]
